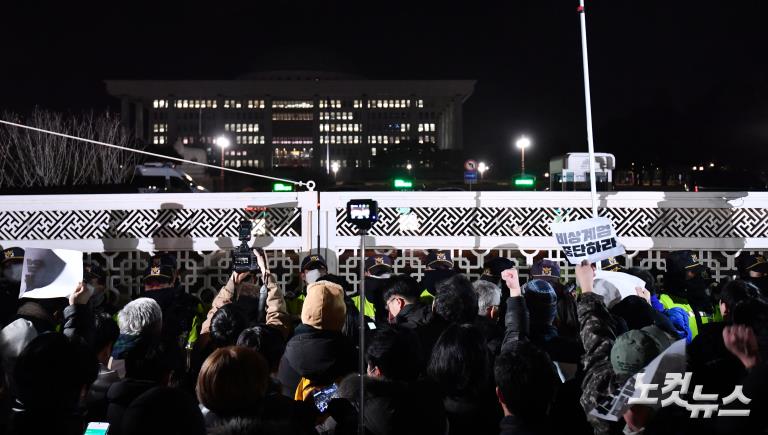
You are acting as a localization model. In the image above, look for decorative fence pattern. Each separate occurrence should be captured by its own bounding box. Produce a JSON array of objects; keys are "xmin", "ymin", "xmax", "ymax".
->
[{"xmin": 2, "ymin": 191, "xmax": 767, "ymax": 301}]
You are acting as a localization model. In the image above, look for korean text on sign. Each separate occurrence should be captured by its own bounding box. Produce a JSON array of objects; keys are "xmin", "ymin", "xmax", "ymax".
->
[{"xmin": 550, "ymin": 217, "xmax": 625, "ymax": 265}]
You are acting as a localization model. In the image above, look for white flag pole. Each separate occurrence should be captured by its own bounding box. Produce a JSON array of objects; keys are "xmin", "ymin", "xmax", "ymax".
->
[{"xmin": 578, "ymin": 0, "xmax": 599, "ymax": 218}]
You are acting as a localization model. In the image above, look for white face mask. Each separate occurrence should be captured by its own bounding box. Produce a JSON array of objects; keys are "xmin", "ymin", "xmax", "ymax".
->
[
  {"xmin": 305, "ymin": 269, "xmax": 324, "ymax": 284},
  {"xmin": 2, "ymin": 263, "xmax": 22, "ymax": 283}
]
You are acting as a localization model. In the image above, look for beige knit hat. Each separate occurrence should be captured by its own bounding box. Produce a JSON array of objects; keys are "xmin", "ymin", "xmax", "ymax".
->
[{"xmin": 301, "ymin": 280, "xmax": 346, "ymax": 331}]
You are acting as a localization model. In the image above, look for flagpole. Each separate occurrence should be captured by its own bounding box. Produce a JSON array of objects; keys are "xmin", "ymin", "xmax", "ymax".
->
[{"xmin": 578, "ymin": 0, "xmax": 599, "ymax": 218}]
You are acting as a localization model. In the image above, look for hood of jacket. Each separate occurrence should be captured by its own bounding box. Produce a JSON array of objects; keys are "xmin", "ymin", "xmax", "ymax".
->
[{"xmin": 282, "ymin": 325, "xmax": 355, "ymax": 384}]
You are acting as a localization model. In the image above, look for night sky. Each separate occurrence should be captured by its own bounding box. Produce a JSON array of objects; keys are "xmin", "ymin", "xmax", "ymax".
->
[{"xmin": 1, "ymin": 1, "xmax": 767, "ymax": 174}]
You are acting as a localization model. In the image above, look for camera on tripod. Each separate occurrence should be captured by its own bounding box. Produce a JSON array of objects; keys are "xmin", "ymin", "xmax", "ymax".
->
[{"xmin": 232, "ymin": 219, "xmax": 261, "ymax": 274}]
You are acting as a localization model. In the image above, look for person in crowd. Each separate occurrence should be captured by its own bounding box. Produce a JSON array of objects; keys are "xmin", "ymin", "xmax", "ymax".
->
[
  {"xmin": 9, "ymin": 333, "xmax": 98, "ymax": 435},
  {"xmin": 277, "ymin": 279, "xmax": 356, "ymax": 399},
  {"xmin": 495, "ymin": 341, "xmax": 559, "ymax": 435},
  {"xmin": 736, "ymin": 253, "xmax": 768, "ymax": 295},
  {"xmin": 106, "ymin": 341, "xmax": 175, "ymax": 435},
  {"xmin": 504, "ymin": 272, "xmax": 584, "ymax": 365},
  {"xmin": 362, "ymin": 254, "xmax": 394, "ymax": 323},
  {"xmin": 531, "ymin": 258, "xmax": 581, "ymax": 340},
  {"xmin": 479, "ymin": 257, "xmax": 515, "ymax": 289},
  {"xmin": 110, "ymin": 297, "xmax": 163, "ymax": 378},
  {"xmin": 330, "ymin": 326, "xmax": 447, "ymax": 435},
  {"xmin": 84, "ymin": 260, "xmax": 118, "ymax": 316},
  {"xmin": 659, "ymin": 250, "xmax": 719, "ymax": 338},
  {"xmin": 418, "ymin": 250, "xmax": 458, "ymax": 304},
  {"xmin": 209, "ymin": 304, "xmax": 249, "ymax": 349},
  {"xmin": 575, "ymin": 260, "xmax": 674, "ymax": 435},
  {"xmin": 687, "ymin": 280, "xmax": 763, "ymax": 408},
  {"xmin": 473, "ymin": 279, "xmax": 504, "ymax": 354},
  {"xmin": 140, "ymin": 253, "xmax": 204, "ymax": 351},
  {"xmin": 323, "ymin": 273, "xmax": 375, "ymax": 352},
  {"xmin": 121, "ymin": 386, "xmax": 205, "ymax": 435},
  {"xmin": 286, "ymin": 254, "xmax": 328, "ymax": 324},
  {"xmin": 87, "ymin": 313, "xmax": 121, "ymax": 420},
  {"xmin": 201, "ymin": 248, "xmax": 289, "ymax": 340},
  {"xmin": 600, "ymin": 256, "xmax": 628, "ymax": 273},
  {"xmin": 412, "ymin": 273, "xmax": 479, "ymax": 359},
  {"xmin": 384, "ymin": 274, "xmax": 431, "ymax": 328},
  {"xmin": 427, "ymin": 323, "xmax": 500, "ymax": 435},
  {"xmin": 236, "ymin": 325, "xmax": 315, "ymax": 434},
  {"xmin": 197, "ymin": 346, "xmax": 270, "ymax": 427},
  {"xmin": 0, "ymin": 248, "xmax": 24, "ymax": 327}
]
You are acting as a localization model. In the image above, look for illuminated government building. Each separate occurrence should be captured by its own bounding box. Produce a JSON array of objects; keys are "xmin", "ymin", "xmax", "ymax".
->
[{"xmin": 107, "ymin": 72, "xmax": 475, "ymax": 171}]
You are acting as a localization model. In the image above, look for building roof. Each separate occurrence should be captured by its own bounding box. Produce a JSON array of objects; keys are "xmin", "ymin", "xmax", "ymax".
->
[{"xmin": 105, "ymin": 79, "xmax": 476, "ymax": 102}]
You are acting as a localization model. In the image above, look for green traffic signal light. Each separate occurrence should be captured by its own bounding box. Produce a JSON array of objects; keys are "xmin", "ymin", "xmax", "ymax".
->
[
  {"xmin": 272, "ymin": 182, "xmax": 294, "ymax": 192},
  {"xmin": 393, "ymin": 178, "xmax": 413, "ymax": 189}
]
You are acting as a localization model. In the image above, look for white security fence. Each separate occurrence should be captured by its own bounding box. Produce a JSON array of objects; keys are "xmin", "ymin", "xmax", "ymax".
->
[{"xmin": 1, "ymin": 191, "xmax": 766, "ymax": 301}]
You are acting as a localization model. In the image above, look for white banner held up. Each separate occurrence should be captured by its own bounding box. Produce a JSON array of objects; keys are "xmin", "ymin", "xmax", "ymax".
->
[
  {"xmin": 551, "ymin": 217, "xmax": 625, "ymax": 265},
  {"xmin": 19, "ymin": 248, "xmax": 82, "ymax": 299}
]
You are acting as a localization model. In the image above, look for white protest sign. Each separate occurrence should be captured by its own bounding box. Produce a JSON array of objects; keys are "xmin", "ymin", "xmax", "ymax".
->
[
  {"xmin": 19, "ymin": 248, "xmax": 83, "ymax": 299},
  {"xmin": 550, "ymin": 217, "xmax": 625, "ymax": 265},
  {"xmin": 592, "ymin": 270, "xmax": 646, "ymax": 308},
  {"xmin": 590, "ymin": 339, "xmax": 687, "ymax": 421}
]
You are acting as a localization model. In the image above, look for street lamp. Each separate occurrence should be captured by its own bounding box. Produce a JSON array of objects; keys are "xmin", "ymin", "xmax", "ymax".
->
[
  {"xmin": 478, "ymin": 161, "xmax": 488, "ymax": 181},
  {"xmin": 216, "ymin": 135, "xmax": 230, "ymax": 190},
  {"xmin": 331, "ymin": 161, "xmax": 340, "ymax": 180},
  {"xmin": 515, "ymin": 136, "xmax": 531, "ymax": 175},
  {"xmin": 406, "ymin": 163, "xmax": 413, "ymax": 172}
]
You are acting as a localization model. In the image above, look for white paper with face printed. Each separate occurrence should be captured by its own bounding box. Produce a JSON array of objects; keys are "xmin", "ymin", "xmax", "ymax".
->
[{"xmin": 19, "ymin": 248, "xmax": 83, "ymax": 299}]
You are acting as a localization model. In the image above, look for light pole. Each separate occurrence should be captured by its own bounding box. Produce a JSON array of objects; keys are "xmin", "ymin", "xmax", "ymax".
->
[
  {"xmin": 331, "ymin": 161, "xmax": 340, "ymax": 180},
  {"xmin": 216, "ymin": 135, "xmax": 230, "ymax": 190},
  {"xmin": 478, "ymin": 161, "xmax": 488, "ymax": 182},
  {"xmin": 515, "ymin": 136, "xmax": 531, "ymax": 175}
]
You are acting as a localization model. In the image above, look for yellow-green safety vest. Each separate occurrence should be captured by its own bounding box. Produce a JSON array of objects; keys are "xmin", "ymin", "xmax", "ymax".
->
[
  {"xmin": 419, "ymin": 289, "xmax": 434, "ymax": 306},
  {"xmin": 352, "ymin": 295, "xmax": 376, "ymax": 319},
  {"xmin": 658, "ymin": 293, "xmax": 718, "ymax": 339}
]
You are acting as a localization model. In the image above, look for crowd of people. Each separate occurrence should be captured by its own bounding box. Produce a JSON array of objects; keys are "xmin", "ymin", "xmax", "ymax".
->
[{"xmin": 0, "ymin": 245, "xmax": 766, "ymax": 435}]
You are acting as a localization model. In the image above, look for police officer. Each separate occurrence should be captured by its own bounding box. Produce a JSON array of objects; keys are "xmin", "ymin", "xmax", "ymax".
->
[
  {"xmin": 735, "ymin": 253, "xmax": 768, "ymax": 296},
  {"xmin": 140, "ymin": 253, "xmax": 205, "ymax": 351},
  {"xmin": 0, "ymin": 247, "xmax": 24, "ymax": 326},
  {"xmin": 418, "ymin": 250, "xmax": 457, "ymax": 305},
  {"xmin": 659, "ymin": 250, "xmax": 718, "ymax": 338},
  {"xmin": 286, "ymin": 254, "xmax": 328, "ymax": 325},
  {"xmin": 359, "ymin": 254, "xmax": 391, "ymax": 322}
]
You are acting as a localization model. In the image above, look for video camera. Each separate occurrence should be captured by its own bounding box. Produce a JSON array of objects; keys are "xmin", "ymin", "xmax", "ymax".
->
[
  {"xmin": 346, "ymin": 199, "xmax": 379, "ymax": 231},
  {"xmin": 232, "ymin": 219, "xmax": 261, "ymax": 274}
]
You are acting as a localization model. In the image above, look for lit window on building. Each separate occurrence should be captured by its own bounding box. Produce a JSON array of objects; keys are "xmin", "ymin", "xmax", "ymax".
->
[
  {"xmin": 353, "ymin": 100, "xmax": 362, "ymax": 108},
  {"xmin": 273, "ymin": 137, "xmax": 313, "ymax": 145},
  {"xmin": 417, "ymin": 99, "xmax": 424, "ymax": 108},
  {"xmin": 273, "ymin": 147, "xmax": 313, "ymax": 168},
  {"xmin": 371, "ymin": 147, "xmax": 377, "ymax": 156},
  {"xmin": 272, "ymin": 100, "xmax": 314, "ymax": 109},
  {"xmin": 247, "ymin": 100, "xmax": 265, "ymax": 109},
  {"xmin": 319, "ymin": 100, "xmax": 342, "ymax": 109},
  {"xmin": 225, "ymin": 123, "xmax": 259, "ymax": 133},
  {"xmin": 152, "ymin": 99, "xmax": 169, "ymax": 109},
  {"xmin": 224, "ymin": 100, "xmax": 243, "ymax": 109},
  {"xmin": 175, "ymin": 99, "xmax": 217, "ymax": 109},
  {"xmin": 152, "ymin": 123, "xmax": 168, "ymax": 133}
]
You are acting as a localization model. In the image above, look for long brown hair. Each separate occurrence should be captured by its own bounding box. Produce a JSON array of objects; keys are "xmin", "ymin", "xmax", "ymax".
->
[{"xmin": 196, "ymin": 346, "xmax": 269, "ymax": 418}]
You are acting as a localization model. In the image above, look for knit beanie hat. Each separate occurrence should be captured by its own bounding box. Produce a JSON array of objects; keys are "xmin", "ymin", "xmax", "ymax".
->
[
  {"xmin": 610, "ymin": 325, "xmax": 672, "ymax": 375},
  {"xmin": 523, "ymin": 279, "xmax": 558, "ymax": 327},
  {"xmin": 301, "ymin": 280, "xmax": 346, "ymax": 332}
]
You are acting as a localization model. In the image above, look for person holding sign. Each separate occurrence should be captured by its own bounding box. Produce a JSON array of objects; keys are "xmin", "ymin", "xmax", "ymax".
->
[{"xmin": 574, "ymin": 261, "xmax": 675, "ymax": 435}]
